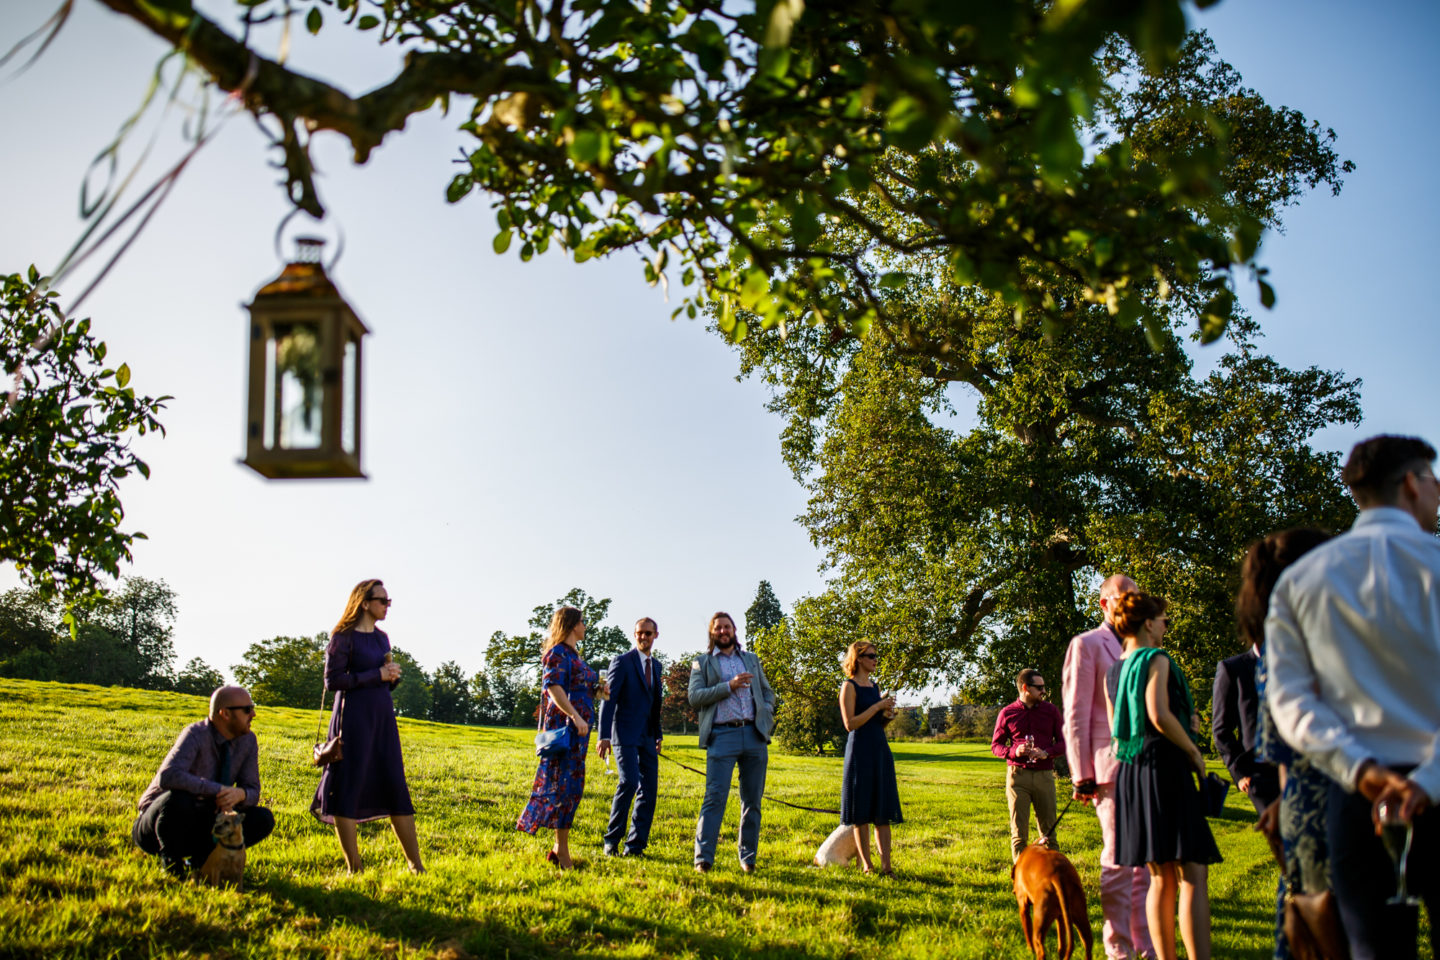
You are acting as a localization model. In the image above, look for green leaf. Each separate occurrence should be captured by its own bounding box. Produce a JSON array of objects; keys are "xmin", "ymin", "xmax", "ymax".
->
[
  {"xmin": 357, "ymin": 14, "xmax": 380, "ymax": 30},
  {"xmin": 877, "ymin": 272, "xmax": 907, "ymax": 290},
  {"xmin": 569, "ymin": 130, "xmax": 602, "ymax": 165},
  {"xmin": 115, "ymin": 364, "xmax": 130, "ymax": 389},
  {"xmin": 306, "ymin": 6, "xmax": 322, "ymax": 34},
  {"xmin": 1258, "ymin": 279, "xmax": 1276, "ymax": 309},
  {"xmin": 493, "ymin": 230, "xmax": 513, "ymax": 255}
]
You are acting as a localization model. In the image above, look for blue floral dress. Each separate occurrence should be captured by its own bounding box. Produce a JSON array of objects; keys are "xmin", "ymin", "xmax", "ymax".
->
[
  {"xmin": 1255, "ymin": 655, "xmax": 1333, "ymax": 960},
  {"xmin": 516, "ymin": 644, "xmax": 597, "ymax": 833}
]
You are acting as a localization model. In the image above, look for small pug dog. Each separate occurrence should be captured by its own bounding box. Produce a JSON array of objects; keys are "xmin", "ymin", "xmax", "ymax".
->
[{"xmin": 198, "ymin": 810, "xmax": 246, "ymax": 890}]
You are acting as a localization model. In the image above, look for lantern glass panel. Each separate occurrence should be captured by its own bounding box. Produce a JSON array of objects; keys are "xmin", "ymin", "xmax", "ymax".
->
[
  {"xmin": 342, "ymin": 335, "xmax": 357, "ymax": 455},
  {"xmin": 273, "ymin": 321, "xmax": 323, "ymax": 450}
]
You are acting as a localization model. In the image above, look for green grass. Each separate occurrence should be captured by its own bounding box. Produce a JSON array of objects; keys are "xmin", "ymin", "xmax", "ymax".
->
[{"xmin": 0, "ymin": 678, "xmax": 1298, "ymax": 959}]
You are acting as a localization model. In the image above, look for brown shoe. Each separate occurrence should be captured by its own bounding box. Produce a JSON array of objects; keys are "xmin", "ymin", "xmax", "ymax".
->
[
  {"xmin": 694, "ymin": 862, "xmax": 711, "ymax": 873},
  {"xmin": 740, "ymin": 863, "xmax": 755, "ymax": 874}
]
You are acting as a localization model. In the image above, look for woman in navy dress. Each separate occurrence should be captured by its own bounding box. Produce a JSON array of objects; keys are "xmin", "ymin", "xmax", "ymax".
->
[
  {"xmin": 839, "ymin": 641, "xmax": 903, "ymax": 875},
  {"xmin": 311, "ymin": 579, "xmax": 424, "ymax": 874},
  {"xmin": 1105, "ymin": 591, "xmax": 1219, "ymax": 960},
  {"xmin": 517, "ymin": 606, "xmax": 605, "ymax": 870}
]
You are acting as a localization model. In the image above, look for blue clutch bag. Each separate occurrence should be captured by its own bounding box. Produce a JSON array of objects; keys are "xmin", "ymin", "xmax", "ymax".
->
[{"xmin": 535, "ymin": 725, "xmax": 571, "ymax": 758}]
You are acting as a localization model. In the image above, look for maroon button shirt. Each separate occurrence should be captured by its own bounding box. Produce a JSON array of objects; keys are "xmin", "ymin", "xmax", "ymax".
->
[{"xmin": 991, "ymin": 699, "xmax": 1066, "ymax": 770}]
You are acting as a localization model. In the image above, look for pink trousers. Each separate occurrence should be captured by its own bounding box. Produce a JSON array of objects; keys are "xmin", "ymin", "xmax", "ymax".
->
[{"xmin": 1095, "ymin": 782, "xmax": 1156, "ymax": 960}]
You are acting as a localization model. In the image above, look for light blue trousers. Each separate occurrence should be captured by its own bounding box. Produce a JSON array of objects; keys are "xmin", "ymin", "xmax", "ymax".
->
[{"xmin": 694, "ymin": 724, "xmax": 768, "ymax": 867}]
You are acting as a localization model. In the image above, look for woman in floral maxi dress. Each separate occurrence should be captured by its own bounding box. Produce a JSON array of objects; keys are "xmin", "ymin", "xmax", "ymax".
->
[{"xmin": 516, "ymin": 606, "xmax": 604, "ymax": 869}]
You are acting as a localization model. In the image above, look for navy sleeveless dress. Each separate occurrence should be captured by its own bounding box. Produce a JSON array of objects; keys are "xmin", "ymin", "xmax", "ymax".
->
[
  {"xmin": 311, "ymin": 628, "xmax": 415, "ymax": 824},
  {"xmin": 841, "ymin": 680, "xmax": 904, "ymax": 826},
  {"xmin": 1106, "ymin": 657, "xmax": 1221, "ymax": 866}
]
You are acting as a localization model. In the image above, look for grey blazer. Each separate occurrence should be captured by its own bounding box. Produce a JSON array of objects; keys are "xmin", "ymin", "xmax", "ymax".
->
[{"xmin": 688, "ymin": 648, "xmax": 776, "ymax": 747}]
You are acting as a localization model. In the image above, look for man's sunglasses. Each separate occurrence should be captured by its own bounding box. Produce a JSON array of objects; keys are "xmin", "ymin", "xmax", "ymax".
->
[{"xmin": 224, "ymin": 704, "xmax": 256, "ymax": 714}]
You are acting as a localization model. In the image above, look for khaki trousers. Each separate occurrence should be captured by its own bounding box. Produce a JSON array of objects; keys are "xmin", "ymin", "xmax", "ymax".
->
[{"xmin": 1006, "ymin": 766, "xmax": 1058, "ymax": 861}]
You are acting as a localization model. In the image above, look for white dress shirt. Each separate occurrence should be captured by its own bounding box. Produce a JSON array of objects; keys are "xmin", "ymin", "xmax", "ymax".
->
[{"xmin": 1266, "ymin": 506, "xmax": 1440, "ymax": 801}]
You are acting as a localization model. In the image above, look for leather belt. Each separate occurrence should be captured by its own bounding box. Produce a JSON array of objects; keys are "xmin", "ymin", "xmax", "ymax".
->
[{"xmin": 717, "ymin": 719, "xmax": 754, "ymax": 728}]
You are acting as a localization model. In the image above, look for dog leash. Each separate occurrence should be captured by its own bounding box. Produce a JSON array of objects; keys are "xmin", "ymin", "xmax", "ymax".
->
[
  {"xmin": 1039, "ymin": 795, "xmax": 1078, "ymax": 844},
  {"xmin": 657, "ymin": 752, "xmax": 842, "ymax": 816}
]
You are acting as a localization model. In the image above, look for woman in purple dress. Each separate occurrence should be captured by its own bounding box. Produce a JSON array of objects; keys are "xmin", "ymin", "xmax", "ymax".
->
[
  {"xmin": 517, "ymin": 606, "xmax": 605, "ymax": 869},
  {"xmin": 311, "ymin": 579, "xmax": 424, "ymax": 874}
]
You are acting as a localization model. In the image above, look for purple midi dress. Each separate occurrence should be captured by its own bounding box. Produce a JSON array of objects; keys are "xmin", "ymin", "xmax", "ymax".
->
[
  {"xmin": 311, "ymin": 628, "xmax": 416, "ymax": 824},
  {"xmin": 516, "ymin": 644, "xmax": 596, "ymax": 833}
]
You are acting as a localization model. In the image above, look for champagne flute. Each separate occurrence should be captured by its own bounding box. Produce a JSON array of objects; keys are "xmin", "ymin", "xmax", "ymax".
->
[{"xmin": 1377, "ymin": 798, "xmax": 1422, "ymax": 907}]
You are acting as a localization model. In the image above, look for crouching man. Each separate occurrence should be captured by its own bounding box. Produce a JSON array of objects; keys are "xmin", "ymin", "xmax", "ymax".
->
[{"xmin": 132, "ymin": 685, "xmax": 275, "ymax": 878}]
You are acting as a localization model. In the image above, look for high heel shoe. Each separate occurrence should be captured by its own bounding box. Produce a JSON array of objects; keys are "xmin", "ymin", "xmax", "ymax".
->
[{"xmin": 545, "ymin": 849, "xmax": 559, "ymax": 866}]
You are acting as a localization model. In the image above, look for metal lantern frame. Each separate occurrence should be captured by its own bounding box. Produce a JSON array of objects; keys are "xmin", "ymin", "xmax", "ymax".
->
[{"xmin": 242, "ymin": 239, "xmax": 368, "ymax": 479}]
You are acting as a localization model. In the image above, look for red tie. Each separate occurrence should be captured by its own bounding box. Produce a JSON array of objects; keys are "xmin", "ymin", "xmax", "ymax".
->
[{"xmin": 643, "ymin": 658, "xmax": 651, "ymax": 689}]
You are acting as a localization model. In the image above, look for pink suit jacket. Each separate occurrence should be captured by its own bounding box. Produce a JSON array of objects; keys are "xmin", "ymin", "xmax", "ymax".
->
[{"xmin": 1062, "ymin": 622, "xmax": 1124, "ymax": 785}]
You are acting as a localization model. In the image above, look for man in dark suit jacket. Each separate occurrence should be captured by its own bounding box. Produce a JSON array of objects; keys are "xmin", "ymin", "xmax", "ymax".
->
[
  {"xmin": 597, "ymin": 617, "xmax": 665, "ymax": 856},
  {"xmin": 1212, "ymin": 648, "xmax": 1279, "ymax": 814}
]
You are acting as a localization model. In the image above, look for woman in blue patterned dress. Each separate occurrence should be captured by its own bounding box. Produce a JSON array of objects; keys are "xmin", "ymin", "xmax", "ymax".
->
[
  {"xmin": 516, "ymin": 606, "xmax": 605, "ymax": 869},
  {"xmin": 1235, "ymin": 528, "xmax": 1334, "ymax": 960}
]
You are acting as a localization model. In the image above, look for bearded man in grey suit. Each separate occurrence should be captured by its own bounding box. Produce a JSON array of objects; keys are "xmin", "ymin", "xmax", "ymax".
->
[{"xmin": 689, "ymin": 610, "xmax": 776, "ymax": 874}]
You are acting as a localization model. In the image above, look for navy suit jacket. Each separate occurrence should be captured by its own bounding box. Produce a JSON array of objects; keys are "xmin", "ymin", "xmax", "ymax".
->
[
  {"xmin": 599, "ymin": 649, "xmax": 663, "ymax": 746},
  {"xmin": 1211, "ymin": 649, "xmax": 1278, "ymax": 803}
]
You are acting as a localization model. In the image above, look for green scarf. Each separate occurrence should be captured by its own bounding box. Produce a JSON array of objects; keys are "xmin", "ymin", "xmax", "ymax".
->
[{"xmin": 1112, "ymin": 647, "xmax": 1194, "ymax": 764}]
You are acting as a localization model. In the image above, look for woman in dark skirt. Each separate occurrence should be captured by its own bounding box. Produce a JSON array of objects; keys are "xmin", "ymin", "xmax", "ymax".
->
[
  {"xmin": 1104, "ymin": 591, "xmax": 1219, "ymax": 960},
  {"xmin": 311, "ymin": 579, "xmax": 424, "ymax": 874},
  {"xmin": 516, "ymin": 606, "xmax": 604, "ymax": 870},
  {"xmin": 838, "ymin": 641, "xmax": 903, "ymax": 875}
]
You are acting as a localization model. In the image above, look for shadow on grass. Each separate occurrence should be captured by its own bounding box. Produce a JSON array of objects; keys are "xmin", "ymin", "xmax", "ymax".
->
[{"xmin": 260, "ymin": 873, "xmax": 567, "ymax": 960}]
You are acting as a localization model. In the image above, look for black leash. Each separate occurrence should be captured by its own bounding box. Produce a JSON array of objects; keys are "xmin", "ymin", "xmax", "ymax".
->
[
  {"xmin": 1039, "ymin": 795, "xmax": 1078, "ymax": 844},
  {"xmin": 658, "ymin": 752, "xmax": 842, "ymax": 816}
]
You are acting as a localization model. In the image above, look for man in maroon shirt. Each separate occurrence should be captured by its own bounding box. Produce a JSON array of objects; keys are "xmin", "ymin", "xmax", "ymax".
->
[{"xmin": 991, "ymin": 668, "xmax": 1066, "ymax": 861}]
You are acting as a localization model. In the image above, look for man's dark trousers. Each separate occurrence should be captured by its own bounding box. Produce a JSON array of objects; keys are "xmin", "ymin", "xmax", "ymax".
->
[
  {"xmin": 132, "ymin": 790, "xmax": 275, "ymax": 869},
  {"xmin": 605, "ymin": 739, "xmax": 658, "ymax": 855},
  {"xmin": 1327, "ymin": 778, "xmax": 1438, "ymax": 960}
]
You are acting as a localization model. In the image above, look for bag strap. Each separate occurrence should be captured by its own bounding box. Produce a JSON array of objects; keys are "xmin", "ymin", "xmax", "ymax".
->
[{"xmin": 314, "ymin": 632, "xmax": 348, "ymax": 743}]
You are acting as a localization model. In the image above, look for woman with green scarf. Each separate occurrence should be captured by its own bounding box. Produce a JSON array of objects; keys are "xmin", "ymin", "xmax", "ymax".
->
[{"xmin": 1104, "ymin": 591, "xmax": 1221, "ymax": 960}]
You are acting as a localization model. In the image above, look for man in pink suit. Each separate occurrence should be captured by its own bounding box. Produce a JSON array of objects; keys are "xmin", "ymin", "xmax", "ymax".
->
[{"xmin": 1062, "ymin": 573, "xmax": 1155, "ymax": 960}]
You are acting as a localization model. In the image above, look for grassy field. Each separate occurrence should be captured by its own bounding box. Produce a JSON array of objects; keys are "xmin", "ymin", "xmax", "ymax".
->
[{"xmin": 0, "ymin": 677, "xmax": 1308, "ymax": 959}]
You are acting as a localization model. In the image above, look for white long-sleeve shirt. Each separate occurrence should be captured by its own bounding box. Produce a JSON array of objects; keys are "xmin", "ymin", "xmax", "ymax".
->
[{"xmin": 1266, "ymin": 506, "xmax": 1440, "ymax": 801}]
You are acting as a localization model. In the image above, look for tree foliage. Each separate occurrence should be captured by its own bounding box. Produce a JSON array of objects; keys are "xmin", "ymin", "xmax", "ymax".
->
[
  {"xmin": 389, "ymin": 647, "xmax": 432, "ymax": 719},
  {"xmin": 727, "ymin": 29, "xmax": 1359, "ymax": 704},
  {"xmin": 173, "ymin": 657, "xmax": 224, "ymax": 696},
  {"xmin": 749, "ymin": 603, "xmax": 847, "ymax": 755},
  {"xmin": 1, "ymin": 271, "xmax": 167, "ymax": 603},
  {"xmin": 232, "ymin": 633, "xmax": 326, "ymax": 708},
  {"xmin": 0, "ymin": 577, "xmax": 180, "ymax": 689},
  {"xmin": 43, "ymin": 0, "xmax": 1336, "ymax": 348},
  {"xmin": 429, "ymin": 659, "xmax": 474, "ymax": 725},
  {"xmin": 660, "ymin": 653, "xmax": 699, "ymax": 734},
  {"xmin": 744, "ymin": 580, "xmax": 783, "ymax": 636}
]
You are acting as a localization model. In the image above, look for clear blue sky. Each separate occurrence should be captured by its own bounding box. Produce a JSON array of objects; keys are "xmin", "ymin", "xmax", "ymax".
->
[{"xmin": 1, "ymin": 0, "xmax": 1435, "ymax": 689}]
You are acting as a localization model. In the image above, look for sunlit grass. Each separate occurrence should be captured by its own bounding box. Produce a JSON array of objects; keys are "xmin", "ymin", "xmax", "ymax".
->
[{"xmin": 0, "ymin": 677, "xmax": 1300, "ymax": 958}]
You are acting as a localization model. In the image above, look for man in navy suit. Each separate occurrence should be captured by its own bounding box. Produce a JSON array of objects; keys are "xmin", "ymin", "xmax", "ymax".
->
[
  {"xmin": 597, "ymin": 617, "xmax": 665, "ymax": 857},
  {"xmin": 1211, "ymin": 648, "xmax": 1279, "ymax": 814}
]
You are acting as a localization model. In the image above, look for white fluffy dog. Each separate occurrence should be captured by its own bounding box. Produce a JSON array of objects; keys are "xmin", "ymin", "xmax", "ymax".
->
[{"xmin": 813, "ymin": 824, "xmax": 858, "ymax": 867}]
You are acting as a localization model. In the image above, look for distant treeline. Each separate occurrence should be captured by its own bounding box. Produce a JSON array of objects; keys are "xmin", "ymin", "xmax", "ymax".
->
[{"xmin": 0, "ymin": 580, "xmax": 703, "ymax": 732}]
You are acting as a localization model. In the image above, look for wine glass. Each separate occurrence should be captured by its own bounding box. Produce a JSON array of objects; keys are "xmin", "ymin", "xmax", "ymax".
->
[{"xmin": 1377, "ymin": 798, "xmax": 1422, "ymax": 907}]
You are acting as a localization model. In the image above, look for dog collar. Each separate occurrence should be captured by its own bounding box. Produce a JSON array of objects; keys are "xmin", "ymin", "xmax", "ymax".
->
[{"xmin": 216, "ymin": 840, "xmax": 245, "ymax": 850}]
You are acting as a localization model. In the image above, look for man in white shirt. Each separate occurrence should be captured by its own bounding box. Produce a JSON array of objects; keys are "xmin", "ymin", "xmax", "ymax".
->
[{"xmin": 1267, "ymin": 434, "xmax": 1440, "ymax": 960}]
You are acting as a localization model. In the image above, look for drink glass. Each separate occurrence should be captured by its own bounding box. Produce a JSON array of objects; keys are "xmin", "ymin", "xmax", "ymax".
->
[{"xmin": 1377, "ymin": 799, "xmax": 1422, "ymax": 907}]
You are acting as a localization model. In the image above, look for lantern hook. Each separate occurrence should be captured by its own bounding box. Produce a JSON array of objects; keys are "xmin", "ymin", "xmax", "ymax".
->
[{"xmin": 273, "ymin": 207, "xmax": 345, "ymax": 271}]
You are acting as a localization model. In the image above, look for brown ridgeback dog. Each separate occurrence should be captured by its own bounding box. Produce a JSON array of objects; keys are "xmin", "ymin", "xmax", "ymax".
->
[
  {"xmin": 1012, "ymin": 844, "xmax": 1093, "ymax": 959},
  {"xmin": 198, "ymin": 810, "xmax": 246, "ymax": 890}
]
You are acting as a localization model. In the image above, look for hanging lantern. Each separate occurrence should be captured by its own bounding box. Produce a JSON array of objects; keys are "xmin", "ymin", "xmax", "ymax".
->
[{"xmin": 241, "ymin": 237, "xmax": 367, "ymax": 479}]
